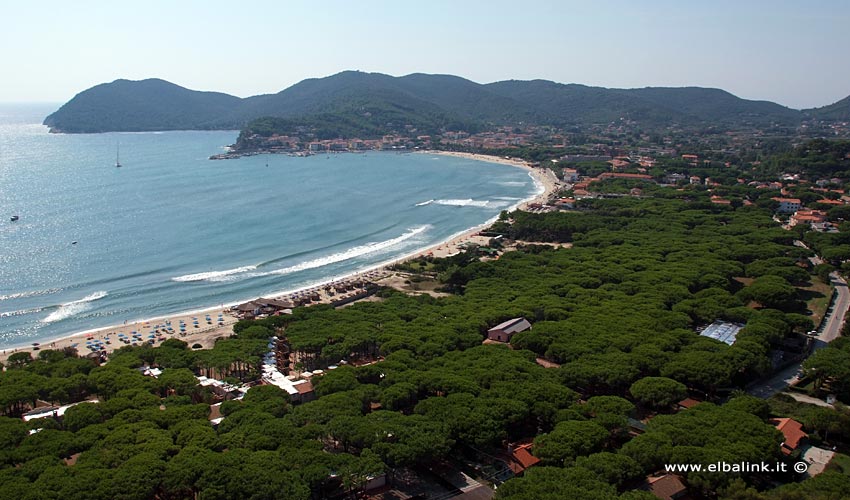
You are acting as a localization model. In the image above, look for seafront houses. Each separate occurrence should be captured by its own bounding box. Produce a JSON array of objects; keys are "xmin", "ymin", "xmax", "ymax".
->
[
  {"xmin": 562, "ymin": 168, "xmax": 580, "ymax": 183},
  {"xmin": 554, "ymin": 197, "xmax": 576, "ymax": 209}
]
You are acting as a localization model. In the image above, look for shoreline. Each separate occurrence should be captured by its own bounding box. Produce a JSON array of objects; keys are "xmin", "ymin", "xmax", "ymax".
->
[{"xmin": 0, "ymin": 152, "xmax": 559, "ymax": 364}]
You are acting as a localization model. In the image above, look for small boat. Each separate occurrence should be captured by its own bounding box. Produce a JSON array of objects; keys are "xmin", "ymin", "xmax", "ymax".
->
[
  {"xmin": 10, "ymin": 215, "xmax": 19, "ymax": 222},
  {"xmin": 115, "ymin": 143, "xmax": 122, "ymax": 168}
]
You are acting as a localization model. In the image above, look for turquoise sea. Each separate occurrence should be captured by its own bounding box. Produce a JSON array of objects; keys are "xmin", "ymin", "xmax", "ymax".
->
[{"xmin": 0, "ymin": 104, "xmax": 539, "ymax": 348}]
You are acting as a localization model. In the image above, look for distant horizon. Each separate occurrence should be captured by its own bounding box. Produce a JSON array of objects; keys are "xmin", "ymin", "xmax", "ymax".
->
[{"xmin": 2, "ymin": 71, "xmax": 847, "ymax": 112}]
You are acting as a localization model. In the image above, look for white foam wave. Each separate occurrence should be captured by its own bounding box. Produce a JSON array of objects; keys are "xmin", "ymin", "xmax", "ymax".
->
[
  {"xmin": 0, "ymin": 288, "xmax": 62, "ymax": 301},
  {"xmin": 172, "ymin": 265, "xmax": 258, "ymax": 282},
  {"xmin": 0, "ymin": 307, "xmax": 45, "ymax": 318},
  {"xmin": 493, "ymin": 196, "xmax": 522, "ymax": 201},
  {"xmin": 433, "ymin": 199, "xmax": 490, "ymax": 207},
  {"xmin": 415, "ymin": 199, "xmax": 434, "ymax": 206},
  {"xmin": 495, "ymin": 181, "xmax": 527, "ymax": 187},
  {"xmin": 42, "ymin": 291, "xmax": 108, "ymax": 323},
  {"xmin": 260, "ymin": 225, "xmax": 431, "ymax": 277}
]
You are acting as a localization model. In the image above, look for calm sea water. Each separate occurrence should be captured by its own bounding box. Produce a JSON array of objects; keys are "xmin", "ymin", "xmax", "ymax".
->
[{"xmin": 0, "ymin": 104, "xmax": 539, "ymax": 347}]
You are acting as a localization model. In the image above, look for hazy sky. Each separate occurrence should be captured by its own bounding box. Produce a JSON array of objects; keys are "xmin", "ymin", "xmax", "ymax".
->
[{"xmin": 3, "ymin": 0, "xmax": 848, "ymax": 109}]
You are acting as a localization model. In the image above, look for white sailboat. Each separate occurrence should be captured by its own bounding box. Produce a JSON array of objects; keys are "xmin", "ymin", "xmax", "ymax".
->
[{"xmin": 115, "ymin": 143, "xmax": 122, "ymax": 168}]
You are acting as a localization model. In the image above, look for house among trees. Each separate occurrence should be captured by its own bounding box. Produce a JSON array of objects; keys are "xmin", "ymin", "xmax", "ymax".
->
[
  {"xmin": 22, "ymin": 401, "xmax": 99, "ymax": 423},
  {"xmin": 644, "ymin": 474, "xmax": 688, "ymax": 500},
  {"xmin": 676, "ymin": 398, "xmax": 702, "ymax": 412},
  {"xmin": 771, "ymin": 417, "xmax": 808, "ymax": 456},
  {"xmin": 487, "ymin": 317, "xmax": 531, "ymax": 343},
  {"xmin": 772, "ymin": 197, "xmax": 803, "ymax": 213},
  {"xmin": 790, "ymin": 209, "xmax": 828, "ymax": 227},
  {"xmin": 501, "ymin": 442, "xmax": 540, "ymax": 475}
]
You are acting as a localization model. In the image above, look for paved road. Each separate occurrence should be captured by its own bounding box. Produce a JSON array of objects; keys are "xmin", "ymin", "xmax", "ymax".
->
[
  {"xmin": 785, "ymin": 392, "xmax": 834, "ymax": 408},
  {"xmin": 748, "ymin": 272, "xmax": 849, "ymax": 399},
  {"xmin": 815, "ymin": 272, "xmax": 849, "ymax": 347}
]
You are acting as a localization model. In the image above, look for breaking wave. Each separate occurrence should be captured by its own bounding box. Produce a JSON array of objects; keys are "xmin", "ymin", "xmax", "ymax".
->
[
  {"xmin": 260, "ymin": 225, "xmax": 431, "ymax": 277},
  {"xmin": 0, "ymin": 288, "xmax": 62, "ymax": 301},
  {"xmin": 172, "ymin": 265, "xmax": 258, "ymax": 283},
  {"xmin": 416, "ymin": 199, "xmax": 515, "ymax": 209},
  {"xmin": 171, "ymin": 226, "xmax": 431, "ymax": 283},
  {"xmin": 41, "ymin": 291, "xmax": 108, "ymax": 323},
  {"xmin": 0, "ymin": 307, "xmax": 45, "ymax": 318},
  {"xmin": 433, "ymin": 199, "xmax": 490, "ymax": 207}
]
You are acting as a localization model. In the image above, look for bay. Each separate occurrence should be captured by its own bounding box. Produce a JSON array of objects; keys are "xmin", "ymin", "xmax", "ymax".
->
[{"xmin": 0, "ymin": 105, "xmax": 538, "ymax": 348}]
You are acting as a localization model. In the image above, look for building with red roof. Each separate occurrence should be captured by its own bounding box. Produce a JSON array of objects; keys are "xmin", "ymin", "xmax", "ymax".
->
[
  {"xmin": 502, "ymin": 442, "xmax": 541, "ymax": 475},
  {"xmin": 645, "ymin": 474, "xmax": 688, "ymax": 500},
  {"xmin": 771, "ymin": 418, "xmax": 808, "ymax": 456},
  {"xmin": 772, "ymin": 198, "xmax": 803, "ymax": 213},
  {"xmin": 676, "ymin": 398, "xmax": 701, "ymax": 411}
]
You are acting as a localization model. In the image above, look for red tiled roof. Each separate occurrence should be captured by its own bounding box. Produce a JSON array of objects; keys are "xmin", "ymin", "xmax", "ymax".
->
[
  {"xmin": 677, "ymin": 398, "xmax": 701, "ymax": 409},
  {"xmin": 513, "ymin": 448, "xmax": 540, "ymax": 469},
  {"xmin": 772, "ymin": 418, "xmax": 807, "ymax": 454},
  {"xmin": 647, "ymin": 474, "xmax": 687, "ymax": 500},
  {"xmin": 503, "ymin": 442, "xmax": 541, "ymax": 475}
]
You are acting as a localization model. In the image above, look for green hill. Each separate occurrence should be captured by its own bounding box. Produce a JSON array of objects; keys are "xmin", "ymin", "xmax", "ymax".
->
[
  {"xmin": 44, "ymin": 71, "xmax": 847, "ymax": 135},
  {"xmin": 808, "ymin": 95, "xmax": 850, "ymax": 121},
  {"xmin": 43, "ymin": 78, "xmax": 244, "ymax": 132}
]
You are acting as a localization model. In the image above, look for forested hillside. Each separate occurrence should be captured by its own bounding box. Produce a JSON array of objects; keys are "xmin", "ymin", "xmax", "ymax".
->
[{"xmin": 44, "ymin": 71, "xmax": 846, "ymax": 135}]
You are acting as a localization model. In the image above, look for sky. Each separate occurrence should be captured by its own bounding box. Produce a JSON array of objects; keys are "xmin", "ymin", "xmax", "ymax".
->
[{"xmin": 2, "ymin": 0, "xmax": 848, "ymax": 109}]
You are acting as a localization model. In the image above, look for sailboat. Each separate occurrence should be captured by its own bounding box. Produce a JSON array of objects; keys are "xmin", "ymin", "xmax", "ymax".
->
[{"xmin": 115, "ymin": 143, "xmax": 122, "ymax": 168}]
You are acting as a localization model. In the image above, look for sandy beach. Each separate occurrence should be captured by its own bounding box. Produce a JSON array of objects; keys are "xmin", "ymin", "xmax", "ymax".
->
[{"xmin": 0, "ymin": 152, "xmax": 559, "ymax": 365}]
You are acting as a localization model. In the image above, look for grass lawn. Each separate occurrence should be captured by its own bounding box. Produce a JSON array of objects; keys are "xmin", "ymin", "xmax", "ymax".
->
[
  {"xmin": 799, "ymin": 279, "xmax": 834, "ymax": 327},
  {"xmin": 826, "ymin": 452, "xmax": 850, "ymax": 475}
]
